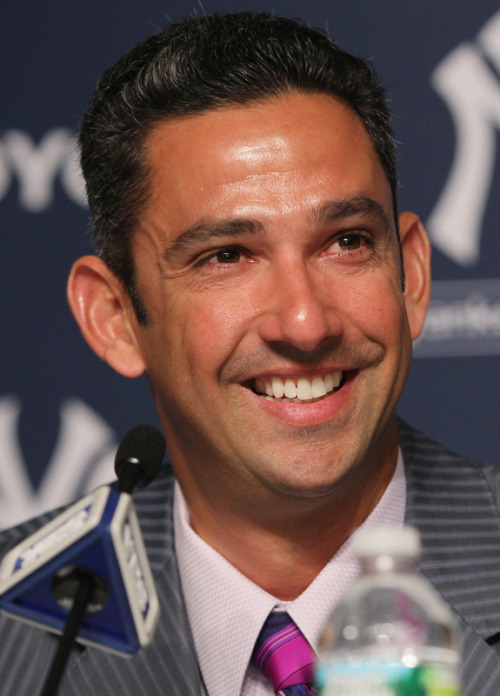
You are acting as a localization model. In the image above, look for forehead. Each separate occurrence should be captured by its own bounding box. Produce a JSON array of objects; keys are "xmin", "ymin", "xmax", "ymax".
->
[{"xmin": 141, "ymin": 93, "xmax": 392, "ymax": 230}]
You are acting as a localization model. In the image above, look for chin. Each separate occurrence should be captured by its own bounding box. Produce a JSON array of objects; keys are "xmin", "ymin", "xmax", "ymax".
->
[{"xmin": 264, "ymin": 461, "xmax": 353, "ymax": 499}]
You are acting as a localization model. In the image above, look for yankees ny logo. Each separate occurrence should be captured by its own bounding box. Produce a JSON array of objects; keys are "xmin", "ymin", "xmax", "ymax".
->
[
  {"xmin": 427, "ymin": 9, "xmax": 500, "ymax": 266},
  {"xmin": 0, "ymin": 396, "xmax": 117, "ymax": 529}
]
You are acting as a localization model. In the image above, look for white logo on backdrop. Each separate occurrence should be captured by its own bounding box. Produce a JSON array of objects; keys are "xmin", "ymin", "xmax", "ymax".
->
[
  {"xmin": 416, "ymin": 10, "xmax": 500, "ymax": 358},
  {"xmin": 427, "ymin": 9, "xmax": 500, "ymax": 265},
  {"xmin": 0, "ymin": 395, "xmax": 117, "ymax": 529},
  {"xmin": 415, "ymin": 278, "xmax": 500, "ymax": 357},
  {"xmin": 0, "ymin": 129, "xmax": 86, "ymax": 210}
]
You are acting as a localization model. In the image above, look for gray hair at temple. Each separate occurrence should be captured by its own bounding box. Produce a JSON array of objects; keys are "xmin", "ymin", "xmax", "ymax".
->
[{"xmin": 79, "ymin": 11, "xmax": 398, "ymax": 324}]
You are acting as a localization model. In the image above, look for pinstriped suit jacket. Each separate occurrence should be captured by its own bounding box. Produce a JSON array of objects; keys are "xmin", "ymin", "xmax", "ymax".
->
[{"xmin": 0, "ymin": 419, "xmax": 499, "ymax": 695}]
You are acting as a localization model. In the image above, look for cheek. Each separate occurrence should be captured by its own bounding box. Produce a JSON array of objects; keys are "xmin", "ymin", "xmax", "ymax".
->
[
  {"xmin": 351, "ymin": 277, "xmax": 408, "ymax": 345},
  {"xmin": 173, "ymin": 294, "xmax": 252, "ymax": 370}
]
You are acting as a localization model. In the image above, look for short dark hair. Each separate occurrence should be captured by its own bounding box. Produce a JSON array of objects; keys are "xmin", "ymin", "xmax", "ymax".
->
[{"xmin": 79, "ymin": 11, "xmax": 398, "ymax": 324}]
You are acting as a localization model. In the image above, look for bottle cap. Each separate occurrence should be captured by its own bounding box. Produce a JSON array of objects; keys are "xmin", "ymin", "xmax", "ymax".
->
[{"xmin": 352, "ymin": 525, "xmax": 421, "ymax": 559}]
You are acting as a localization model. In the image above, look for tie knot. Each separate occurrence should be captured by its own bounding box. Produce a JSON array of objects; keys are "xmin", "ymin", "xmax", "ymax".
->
[{"xmin": 252, "ymin": 612, "xmax": 315, "ymax": 695}]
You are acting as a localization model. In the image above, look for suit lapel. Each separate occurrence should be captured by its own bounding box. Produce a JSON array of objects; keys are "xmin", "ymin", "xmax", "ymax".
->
[{"xmin": 400, "ymin": 419, "xmax": 500, "ymax": 695}]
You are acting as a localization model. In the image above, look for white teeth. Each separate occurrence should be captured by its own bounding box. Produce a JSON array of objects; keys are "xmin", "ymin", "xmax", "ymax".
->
[
  {"xmin": 253, "ymin": 372, "xmax": 343, "ymax": 402},
  {"xmin": 297, "ymin": 378, "xmax": 313, "ymax": 400},
  {"xmin": 324, "ymin": 373, "xmax": 334, "ymax": 392},
  {"xmin": 272, "ymin": 376, "xmax": 285, "ymax": 398},
  {"xmin": 311, "ymin": 376, "xmax": 327, "ymax": 398}
]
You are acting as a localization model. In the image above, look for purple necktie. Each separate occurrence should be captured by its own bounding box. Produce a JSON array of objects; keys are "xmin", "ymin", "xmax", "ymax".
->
[{"xmin": 251, "ymin": 612, "xmax": 317, "ymax": 695}]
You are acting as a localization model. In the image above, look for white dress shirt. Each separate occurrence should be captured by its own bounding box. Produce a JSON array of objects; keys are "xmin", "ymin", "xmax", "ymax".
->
[{"xmin": 174, "ymin": 451, "xmax": 406, "ymax": 696}]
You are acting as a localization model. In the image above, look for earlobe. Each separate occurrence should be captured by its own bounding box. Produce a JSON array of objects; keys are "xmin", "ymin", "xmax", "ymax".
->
[
  {"xmin": 67, "ymin": 255, "xmax": 146, "ymax": 378},
  {"xmin": 399, "ymin": 212, "xmax": 432, "ymax": 341}
]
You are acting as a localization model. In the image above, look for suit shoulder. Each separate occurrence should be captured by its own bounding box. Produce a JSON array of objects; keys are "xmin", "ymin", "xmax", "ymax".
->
[
  {"xmin": 398, "ymin": 417, "xmax": 497, "ymax": 470},
  {"xmin": 398, "ymin": 418, "xmax": 500, "ymax": 508}
]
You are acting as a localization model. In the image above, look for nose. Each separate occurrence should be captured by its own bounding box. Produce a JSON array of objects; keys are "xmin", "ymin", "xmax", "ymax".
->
[{"xmin": 257, "ymin": 259, "xmax": 343, "ymax": 352}]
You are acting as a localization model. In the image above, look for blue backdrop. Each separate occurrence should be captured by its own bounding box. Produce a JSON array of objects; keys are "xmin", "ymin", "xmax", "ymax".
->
[{"xmin": 1, "ymin": 1, "xmax": 499, "ymax": 527}]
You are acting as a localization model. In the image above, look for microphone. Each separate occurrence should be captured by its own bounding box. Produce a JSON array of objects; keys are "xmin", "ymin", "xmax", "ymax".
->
[
  {"xmin": 115, "ymin": 423, "xmax": 165, "ymax": 493},
  {"xmin": 0, "ymin": 424, "xmax": 165, "ymax": 658}
]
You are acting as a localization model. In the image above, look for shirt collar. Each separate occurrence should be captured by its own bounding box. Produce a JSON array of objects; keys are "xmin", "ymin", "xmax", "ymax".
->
[
  {"xmin": 174, "ymin": 450, "xmax": 405, "ymax": 696},
  {"xmin": 174, "ymin": 486, "xmax": 276, "ymax": 696}
]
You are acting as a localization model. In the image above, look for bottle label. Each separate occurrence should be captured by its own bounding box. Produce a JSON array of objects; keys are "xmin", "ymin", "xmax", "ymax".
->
[{"xmin": 316, "ymin": 660, "xmax": 460, "ymax": 695}]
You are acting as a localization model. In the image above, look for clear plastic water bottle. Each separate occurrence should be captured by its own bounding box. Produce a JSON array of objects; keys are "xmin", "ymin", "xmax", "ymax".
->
[{"xmin": 315, "ymin": 526, "xmax": 461, "ymax": 695}]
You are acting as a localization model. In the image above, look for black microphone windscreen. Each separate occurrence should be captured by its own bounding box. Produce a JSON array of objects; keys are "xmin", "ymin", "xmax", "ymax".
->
[{"xmin": 114, "ymin": 424, "xmax": 166, "ymax": 492}]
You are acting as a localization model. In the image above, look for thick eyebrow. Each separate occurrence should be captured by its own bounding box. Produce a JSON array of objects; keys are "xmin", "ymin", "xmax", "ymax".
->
[
  {"xmin": 162, "ymin": 194, "xmax": 393, "ymax": 263},
  {"xmin": 162, "ymin": 218, "xmax": 264, "ymax": 262},
  {"xmin": 311, "ymin": 195, "xmax": 393, "ymax": 231}
]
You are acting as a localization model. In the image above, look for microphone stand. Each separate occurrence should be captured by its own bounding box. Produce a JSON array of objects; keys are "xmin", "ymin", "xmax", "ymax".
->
[
  {"xmin": 40, "ymin": 570, "xmax": 97, "ymax": 696},
  {"xmin": 0, "ymin": 426, "xmax": 165, "ymax": 696},
  {"xmin": 29, "ymin": 424, "xmax": 165, "ymax": 696}
]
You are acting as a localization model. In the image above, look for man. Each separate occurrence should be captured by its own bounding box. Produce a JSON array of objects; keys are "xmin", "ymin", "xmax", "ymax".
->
[{"xmin": 1, "ymin": 11, "xmax": 500, "ymax": 696}]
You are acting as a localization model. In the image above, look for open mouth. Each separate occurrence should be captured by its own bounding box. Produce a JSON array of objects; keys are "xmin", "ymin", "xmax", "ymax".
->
[{"xmin": 251, "ymin": 371, "xmax": 345, "ymax": 404}]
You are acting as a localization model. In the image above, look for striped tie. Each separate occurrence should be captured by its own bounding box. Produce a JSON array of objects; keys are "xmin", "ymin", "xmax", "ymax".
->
[{"xmin": 251, "ymin": 612, "xmax": 316, "ymax": 695}]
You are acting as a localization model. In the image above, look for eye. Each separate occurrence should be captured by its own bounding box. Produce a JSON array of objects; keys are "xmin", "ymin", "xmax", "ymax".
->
[
  {"xmin": 337, "ymin": 233, "xmax": 365, "ymax": 251},
  {"xmin": 207, "ymin": 248, "xmax": 241, "ymax": 264}
]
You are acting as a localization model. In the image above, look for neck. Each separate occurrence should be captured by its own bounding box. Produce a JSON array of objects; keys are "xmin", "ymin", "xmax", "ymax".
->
[{"xmin": 180, "ymin": 452, "xmax": 397, "ymax": 600}]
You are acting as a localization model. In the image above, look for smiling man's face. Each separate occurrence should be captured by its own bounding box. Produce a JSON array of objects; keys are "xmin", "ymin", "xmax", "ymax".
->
[{"xmin": 126, "ymin": 92, "xmax": 427, "ymax": 515}]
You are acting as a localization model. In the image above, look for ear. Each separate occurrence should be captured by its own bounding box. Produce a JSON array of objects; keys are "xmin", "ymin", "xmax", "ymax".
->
[
  {"xmin": 399, "ymin": 211, "xmax": 432, "ymax": 341},
  {"xmin": 67, "ymin": 255, "xmax": 146, "ymax": 378}
]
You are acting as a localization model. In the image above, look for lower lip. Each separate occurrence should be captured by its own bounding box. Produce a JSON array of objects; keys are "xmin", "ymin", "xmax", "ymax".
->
[{"xmin": 244, "ymin": 375, "xmax": 355, "ymax": 426}]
